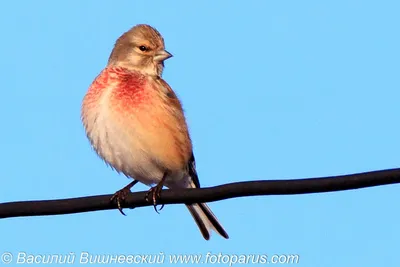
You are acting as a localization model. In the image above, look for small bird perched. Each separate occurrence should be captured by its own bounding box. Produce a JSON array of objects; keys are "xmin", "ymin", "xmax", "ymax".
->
[{"xmin": 81, "ymin": 24, "xmax": 229, "ymax": 240}]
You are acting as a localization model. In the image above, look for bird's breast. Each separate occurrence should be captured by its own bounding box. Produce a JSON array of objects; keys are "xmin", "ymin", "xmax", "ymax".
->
[{"xmin": 81, "ymin": 67, "xmax": 191, "ymax": 183}]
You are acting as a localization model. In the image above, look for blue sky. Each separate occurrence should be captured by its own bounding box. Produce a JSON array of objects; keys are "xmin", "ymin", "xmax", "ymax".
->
[{"xmin": 1, "ymin": 0, "xmax": 399, "ymax": 266}]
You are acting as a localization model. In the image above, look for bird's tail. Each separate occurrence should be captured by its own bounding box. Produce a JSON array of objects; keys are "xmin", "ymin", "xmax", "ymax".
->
[{"xmin": 186, "ymin": 203, "xmax": 229, "ymax": 240}]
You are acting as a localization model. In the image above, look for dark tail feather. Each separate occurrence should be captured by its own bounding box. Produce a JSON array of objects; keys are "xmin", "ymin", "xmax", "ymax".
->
[{"xmin": 186, "ymin": 203, "xmax": 229, "ymax": 240}]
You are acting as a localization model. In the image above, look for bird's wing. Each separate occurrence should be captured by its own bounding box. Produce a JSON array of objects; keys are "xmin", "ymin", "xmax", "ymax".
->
[
  {"xmin": 155, "ymin": 77, "xmax": 198, "ymax": 185},
  {"xmin": 188, "ymin": 152, "xmax": 200, "ymax": 188}
]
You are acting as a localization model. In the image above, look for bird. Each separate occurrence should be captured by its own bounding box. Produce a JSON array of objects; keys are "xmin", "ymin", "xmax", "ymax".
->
[{"xmin": 81, "ymin": 24, "xmax": 229, "ymax": 240}]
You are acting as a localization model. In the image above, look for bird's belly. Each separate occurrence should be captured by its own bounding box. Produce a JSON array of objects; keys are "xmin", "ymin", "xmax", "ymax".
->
[{"xmin": 86, "ymin": 111, "xmax": 165, "ymax": 186}]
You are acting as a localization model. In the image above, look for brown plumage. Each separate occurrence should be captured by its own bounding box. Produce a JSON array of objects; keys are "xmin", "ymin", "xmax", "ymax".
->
[{"xmin": 81, "ymin": 24, "xmax": 228, "ymax": 240}]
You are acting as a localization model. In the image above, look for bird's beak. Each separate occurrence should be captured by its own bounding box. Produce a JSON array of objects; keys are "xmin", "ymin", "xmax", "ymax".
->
[{"xmin": 154, "ymin": 50, "xmax": 173, "ymax": 62}]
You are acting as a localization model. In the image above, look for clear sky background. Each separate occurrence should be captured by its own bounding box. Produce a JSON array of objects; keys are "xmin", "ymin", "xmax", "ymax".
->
[{"xmin": 0, "ymin": 1, "xmax": 399, "ymax": 266}]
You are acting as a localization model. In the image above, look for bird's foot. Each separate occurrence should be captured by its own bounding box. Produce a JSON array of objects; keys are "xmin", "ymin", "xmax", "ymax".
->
[
  {"xmin": 110, "ymin": 180, "xmax": 139, "ymax": 216},
  {"xmin": 145, "ymin": 182, "xmax": 165, "ymax": 214}
]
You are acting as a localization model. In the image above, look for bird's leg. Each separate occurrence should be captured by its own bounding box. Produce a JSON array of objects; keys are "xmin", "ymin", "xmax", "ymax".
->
[
  {"xmin": 110, "ymin": 180, "xmax": 139, "ymax": 216},
  {"xmin": 145, "ymin": 172, "xmax": 168, "ymax": 213}
]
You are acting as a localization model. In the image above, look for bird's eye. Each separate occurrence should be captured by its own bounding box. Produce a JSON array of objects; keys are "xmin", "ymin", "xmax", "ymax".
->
[{"xmin": 139, "ymin": 45, "xmax": 148, "ymax": 51}]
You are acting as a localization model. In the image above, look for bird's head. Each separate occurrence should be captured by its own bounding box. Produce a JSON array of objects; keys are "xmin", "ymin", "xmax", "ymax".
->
[{"xmin": 108, "ymin": 24, "xmax": 172, "ymax": 77}]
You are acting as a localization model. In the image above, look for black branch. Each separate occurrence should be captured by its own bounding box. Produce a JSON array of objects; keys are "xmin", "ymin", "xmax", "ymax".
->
[{"xmin": 1, "ymin": 168, "xmax": 399, "ymax": 219}]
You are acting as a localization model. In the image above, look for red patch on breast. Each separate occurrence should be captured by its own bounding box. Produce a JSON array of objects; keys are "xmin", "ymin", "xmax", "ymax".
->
[
  {"xmin": 108, "ymin": 67, "xmax": 151, "ymax": 110},
  {"xmin": 82, "ymin": 66, "xmax": 157, "ymax": 126}
]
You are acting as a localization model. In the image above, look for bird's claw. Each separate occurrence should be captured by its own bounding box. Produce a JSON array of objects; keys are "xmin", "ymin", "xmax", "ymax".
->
[
  {"xmin": 110, "ymin": 180, "xmax": 139, "ymax": 215},
  {"xmin": 145, "ymin": 185, "xmax": 164, "ymax": 213},
  {"xmin": 110, "ymin": 189, "xmax": 130, "ymax": 216}
]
